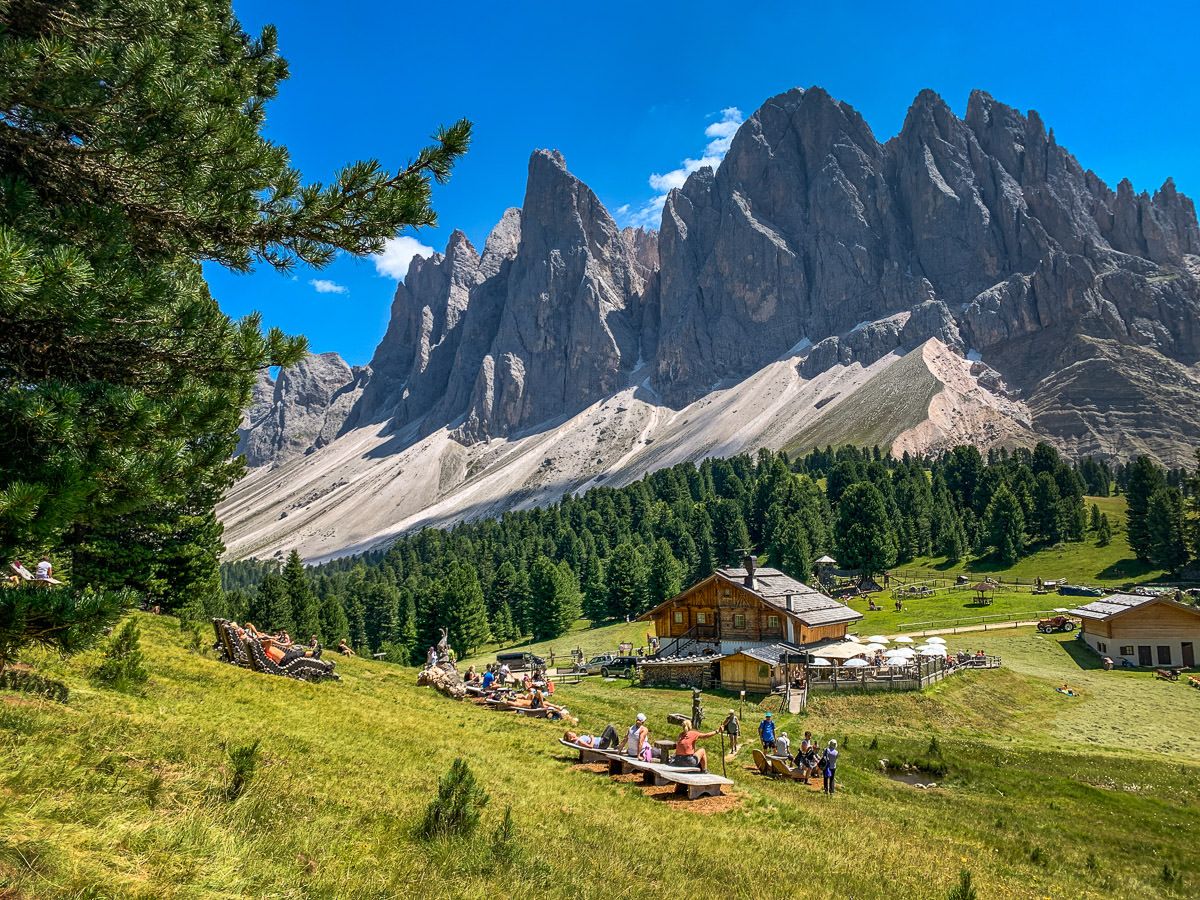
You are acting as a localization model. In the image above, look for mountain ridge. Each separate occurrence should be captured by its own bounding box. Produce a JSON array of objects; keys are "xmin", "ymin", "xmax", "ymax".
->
[{"xmin": 223, "ymin": 86, "xmax": 1200, "ymax": 561}]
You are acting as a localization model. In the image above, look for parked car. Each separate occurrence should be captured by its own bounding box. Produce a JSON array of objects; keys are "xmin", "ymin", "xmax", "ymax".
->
[
  {"xmin": 587, "ymin": 655, "xmax": 641, "ymax": 678},
  {"xmin": 495, "ymin": 651, "xmax": 546, "ymax": 672}
]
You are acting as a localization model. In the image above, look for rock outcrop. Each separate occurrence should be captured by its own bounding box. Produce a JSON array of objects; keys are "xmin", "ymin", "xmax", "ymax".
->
[{"xmin": 236, "ymin": 85, "xmax": 1200, "ymax": 486}]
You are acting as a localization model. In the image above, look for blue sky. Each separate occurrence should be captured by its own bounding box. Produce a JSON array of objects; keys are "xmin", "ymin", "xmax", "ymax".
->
[{"xmin": 206, "ymin": 0, "xmax": 1200, "ymax": 367}]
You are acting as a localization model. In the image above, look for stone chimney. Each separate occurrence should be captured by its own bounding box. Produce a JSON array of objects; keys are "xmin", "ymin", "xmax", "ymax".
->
[{"xmin": 743, "ymin": 554, "xmax": 757, "ymax": 590}]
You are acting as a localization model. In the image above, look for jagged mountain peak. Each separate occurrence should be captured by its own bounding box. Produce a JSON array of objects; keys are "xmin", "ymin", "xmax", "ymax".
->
[{"xmin": 229, "ymin": 85, "xmax": 1200, "ymax": 562}]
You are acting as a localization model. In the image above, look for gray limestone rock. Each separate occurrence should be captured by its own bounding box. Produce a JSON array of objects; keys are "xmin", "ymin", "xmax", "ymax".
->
[{"xmin": 238, "ymin": 86, "xmax": 1200, "ymax": 471}]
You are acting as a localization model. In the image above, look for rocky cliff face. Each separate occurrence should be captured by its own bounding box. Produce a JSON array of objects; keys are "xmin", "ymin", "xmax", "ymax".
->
[{"xmin": 238, "ymin": 86, "xmax": 1200, "ymax": 474}]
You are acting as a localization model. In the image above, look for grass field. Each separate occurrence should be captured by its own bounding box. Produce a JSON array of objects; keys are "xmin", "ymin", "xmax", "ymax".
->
[
  {"xmin": 894, "ymin": 496, "xmax": 1168, "ymax": 587},
  {"xmin": 2, "ymin": 614, "xmax": 1198, "ymax": 900}
]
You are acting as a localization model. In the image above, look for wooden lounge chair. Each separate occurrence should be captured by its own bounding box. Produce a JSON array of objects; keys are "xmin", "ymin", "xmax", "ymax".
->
[
  {"xmin": 218, "ymin": 621, "xmax": 251, "ymax": 668},
  {"xmin": 752, "ymin": 748, "xmax": 774, "ymax": 776},
  {"xmin": 241, "ymin": 634, "xmax": 339, "ymax": 682},
  {"xmin": 770, "ymin": 756, "xmax": 811, "ymax": 781}
]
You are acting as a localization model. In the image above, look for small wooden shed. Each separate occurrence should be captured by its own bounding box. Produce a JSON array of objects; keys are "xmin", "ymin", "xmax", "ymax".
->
[{"xmin": 717, "ymin": 642, "xmax": 800, "ymax": 694}]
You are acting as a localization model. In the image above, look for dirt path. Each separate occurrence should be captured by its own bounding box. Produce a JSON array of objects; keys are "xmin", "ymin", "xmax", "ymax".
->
[{"xmin": 889, "ymin": 620, "xmax": 1042, "ymax": 639}]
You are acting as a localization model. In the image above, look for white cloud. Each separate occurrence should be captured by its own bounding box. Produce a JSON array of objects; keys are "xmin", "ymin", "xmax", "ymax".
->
[
  {"xmin": 373, "ymin": 235, "xmax": 435, "ymax": 281},
  {"xmin": 310, "ymin": 278, "xmax": 348, "ymax": 294},
  {"xmin": 619, "ymin": 107, "xmax": 743, "ymax": 229}
]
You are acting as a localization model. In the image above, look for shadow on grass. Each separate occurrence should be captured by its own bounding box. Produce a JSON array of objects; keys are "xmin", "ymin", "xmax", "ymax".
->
[
  {"xmin": 1096, "ymin": 558, "xmax": 1155, "ymax": 581},
  {"xmin": 1058, "ymin": 638, "xmax": 1104, "ymax": 671}
]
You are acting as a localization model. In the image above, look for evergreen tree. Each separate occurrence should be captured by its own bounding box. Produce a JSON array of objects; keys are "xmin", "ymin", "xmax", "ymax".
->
[
  {"xmin": 1146, "ymin": 488, "xmax": 1189, "ymax": 574},
  {"xmin": 834, "ymin": 483, "xmax": 898, "ymax": 577},
  {"xmin": 646, "ymin": 539, "xmax": 683, "ymax": 609},
  {"xmin": 710, "ymin": 499, "xmax": 751, "ymax": 566},
  {"xmin": 441, "ymin": 563, "xmax": 490, "ymax": 656},
  {"xmin": 489, "ymin": 561, "xmax": 528, "ymax": 637},
  {"xmin": 527, "ymin": 556, "xmax": 579, "ymax": 640},
  {"xmin": 253, "ymin": 572, "xmax": 294, "ymax": 635},
  {"xmin": 772, "ymin": 517, "xmax": 814, "ymax": 582},
  {"xmin": 283, "ymin": 550, "xmax": 321, "ymax": 643},
  {"xmin": 1089, "ymin": 504, "xmax": 1102, "ymax": 532},
  {"xmin": 318, "ymin": 592, "xmax": 350, "ymax": 647},
  {"xmin": 605, "ymin": 542, "xmax": 647, "ymax": 620},
  {"xmin": 399, "ymin": 594, "xmax": 419, "ymax": 662},
  {"xmin": 1126, "ymin": 457, "xmax": 1166, "ymax": 562},
  {"xmin": 1096, "ymin": 514, "xmax": 1112, "ymax": 547},
  {"xmin": 581, "ymin": 554, "xmax": 608, "ymax": 623},
  {"xmin": 0, "ymin": 0, "xmax": 470, "ymax": 666},
  {"xmin": 983, "ymin": 486, "xmax": 1026, "ymax": 565}
]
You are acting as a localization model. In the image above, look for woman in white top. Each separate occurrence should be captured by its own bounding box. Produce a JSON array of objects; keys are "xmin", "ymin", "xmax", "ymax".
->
[{"xmin": 34, "ymin": 557, "xmax": 52, "ymax": 581}]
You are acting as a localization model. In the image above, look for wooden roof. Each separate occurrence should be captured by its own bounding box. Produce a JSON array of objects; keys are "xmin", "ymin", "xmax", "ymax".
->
[
  {"xmin": 1070, "ymin": 593, "xmax": 1200, "ymax": 623},
  {"xmin": 639, "ymin": 567, "xmax": 862, "ymax": 628}
]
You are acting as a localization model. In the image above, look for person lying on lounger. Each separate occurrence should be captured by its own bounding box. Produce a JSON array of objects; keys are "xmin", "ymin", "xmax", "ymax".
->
[{"xmin": 563, "ymin": 726, "xmax": 620, "ymax": 749}]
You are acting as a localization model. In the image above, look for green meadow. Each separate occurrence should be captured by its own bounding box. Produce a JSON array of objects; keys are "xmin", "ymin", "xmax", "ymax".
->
[{"xmin": 2, "ymin": 615, "xmax": 1197, "ymax": 900}]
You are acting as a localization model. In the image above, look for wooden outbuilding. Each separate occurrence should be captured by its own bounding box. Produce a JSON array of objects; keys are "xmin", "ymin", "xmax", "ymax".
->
[
  {"xmin": 718, "ymin": 642, "xmax": 800, "ymax": 693},
  {"xmin": 1070, "ymin": 593, "xmax": 1200, "ymax": 668},
  {"xmin": 639, "ymin": 555, "xmax": 861, "ymax": 657}
]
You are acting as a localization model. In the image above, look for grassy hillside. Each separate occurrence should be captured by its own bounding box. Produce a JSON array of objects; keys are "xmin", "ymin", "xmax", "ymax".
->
[
  {"xmin": 2, "ymin": 615, "xmax": 1197, "ymax": 899},
  {"xmin": 782, "ymin": 345, "xmax": 943, "ymax": 455}
]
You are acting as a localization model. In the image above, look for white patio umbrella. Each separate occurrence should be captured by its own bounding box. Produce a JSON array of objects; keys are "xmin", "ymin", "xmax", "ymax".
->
[
  {"xmin": 926, "ymin": 636, "xmax": 947, "ymax": 645},
  {"xmin": 867, "ymin": 635, "xmax": 891, "ymax": 644},
  {"xmin": 810, "ymin": 657, "xmax": 833, "ymax": 666},
  {"xmin": 883, "ymin": 647, "xmax": 914, "ymax": 658},
  {"xmin": 893, "ymin": 635, "xmax": 915, "ymax": 644},
  {"xmin": 885, "ymin": 657, "xmax": 911, "ymax": 667},
  {"xmin": 842, "ymin": 658, "xmax": 870, "ymax": 668},
  {"xmin": 917, "ymin": 646, "xmax": 944, "ymax": 656},
  {"xmin": 863, "ymin": 643, "xmax": 888, "ymax": 652},
  {"xmin": 823, "ymin": 641, "xmax": 870, "ymax": 659}
]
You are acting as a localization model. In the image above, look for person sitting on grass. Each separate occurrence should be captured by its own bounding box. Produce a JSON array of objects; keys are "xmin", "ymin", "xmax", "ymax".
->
[
  {"xmin": 672, "ymin": 720, "xmax": 718, "ymax": 772},
  {"xmin": 564, "ymin": 726, "xmax": 620, "ymax": 750},
  {"xmin": 337, "ymin": 640, "xmax": 355, "ymax": 656}
]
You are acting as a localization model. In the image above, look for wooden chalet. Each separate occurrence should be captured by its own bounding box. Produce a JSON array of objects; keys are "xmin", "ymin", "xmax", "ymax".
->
[
  {"xmin": 1070, "ymin": 593, "xmax": 1200, "ymax": 668},
  {"xmin": 639, "ymin": 555, "xmax": 862, "ymax": 657}
]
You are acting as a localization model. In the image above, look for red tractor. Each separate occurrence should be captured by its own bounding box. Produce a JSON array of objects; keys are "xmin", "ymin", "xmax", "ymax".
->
[{"xmin": 1037, "ymin": 615, "xmax": 1076, "ymax": 634}]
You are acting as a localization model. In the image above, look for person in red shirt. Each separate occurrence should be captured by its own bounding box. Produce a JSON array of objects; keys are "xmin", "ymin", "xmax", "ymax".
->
[{"xmin": 671, "ymin": 720, "xmax": 718, "ymax": 772}]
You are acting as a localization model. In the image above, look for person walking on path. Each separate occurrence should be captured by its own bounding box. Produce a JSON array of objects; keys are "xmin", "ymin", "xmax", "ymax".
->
[
  {"xmin": 720, "ymin": 709, "xmax": 740, "ymax": 752},
  {"xmin": 820, "ymin": 739, "xmax": 839, "ymax": 795},
  {"xmin": 758, "ymin": 712, "xmax": 776, "ymax": 752}
]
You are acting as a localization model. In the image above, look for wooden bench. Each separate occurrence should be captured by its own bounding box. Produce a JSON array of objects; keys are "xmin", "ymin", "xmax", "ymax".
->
[
  {"xmin": 658, "ymin": 770, "xmax": 734, "ymax": 800},
  {"xmin": 624, "ymin": 759, "xmax": 702, "ymax": 786},
  {"xmin": 558, "ymin": 738, "xmax": 613, "ymax": 764}
]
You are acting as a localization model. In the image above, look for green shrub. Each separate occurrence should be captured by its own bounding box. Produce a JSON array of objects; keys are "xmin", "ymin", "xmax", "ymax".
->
[
  {"xmin": 418, "ymin": 758, "xmax": 489, "ymax": 840},
  {"xmin": 490, "ymin": 804, "xmax": 519, "ymax": 864},
  {"xmin": 90, "ymin": 617, "xmax": 149, "ymax": 692},
  {"xmin": 947, "ymin": 870, "xmax": 977, "ymax": 900},
  {"xmin": 225, "ymin": 739, "xmax": 260, "ymax": 801}
]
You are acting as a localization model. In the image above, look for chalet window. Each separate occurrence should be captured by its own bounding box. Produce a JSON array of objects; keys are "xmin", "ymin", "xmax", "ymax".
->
[
  {"xmin": 673, "ymin": 611, "xmax": 684, "ymax": 625},
  {"xmin": 733, "ymin": 614, "xmax": 746, "ymax": 629},
  {"xmin": 723, "ymin": 589, "xmax": 731, "ymax": 597},
  {"xmin": 767, "ymin": 615, "xmax": 779, "ymax": 629},
  {"xmin": 758, "ymin": 664, "xmax": 769, "ymax": 678},
  {"xmin": 1097, "ymin": 642, "xmax": 1107, "ymax": 652},
  {"xmin": 1119, "ymin": 645, "xmax": 1132, "ymax": 655},
  {"xmin": 697, "ymin": 612, "xmax": 707, "ymax": 624}
]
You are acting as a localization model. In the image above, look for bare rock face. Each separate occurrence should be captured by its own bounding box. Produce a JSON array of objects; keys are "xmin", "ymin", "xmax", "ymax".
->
[
  {"xmin": 237, "ymin": 352, "xmax": 359, "ymax": 468},
  {"xmin": 238, "ymin": 86, "xmax": 1200, "ymax": 473},
  {"xmin": 416, "ymin": 662, "xmax": 467, "ymax": 700}
]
